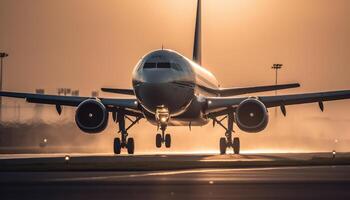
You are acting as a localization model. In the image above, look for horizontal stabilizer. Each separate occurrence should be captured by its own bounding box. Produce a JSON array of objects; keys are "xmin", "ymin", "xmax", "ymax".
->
[
  {"xmin": 101, "ymin": 88, "xmax": 135, "ymax": 95},
  {"xmin": 201, "ymin": 83, "xmax": 300, "ymax": 97}
]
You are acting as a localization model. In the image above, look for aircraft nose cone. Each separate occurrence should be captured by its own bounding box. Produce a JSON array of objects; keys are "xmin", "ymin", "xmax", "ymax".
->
[
  {"xmin": 141, "ymin": 70, "xmax": 174, "ymax": 84},
  {"xmin": 134, "ymin": 82, "xmax": 194, "ymax": 115}
]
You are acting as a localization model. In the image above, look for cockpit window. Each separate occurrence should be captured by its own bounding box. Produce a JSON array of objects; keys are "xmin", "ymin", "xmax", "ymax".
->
[
  {"xmin": 157, "ymin": 62, "xmax": 171, "ymax": 69},
  {"xmin": 142, "ymin": 62, "xmax": 183, "ymax": 71},
  {"xmin": 171, "ymin": 63, "xmax": 182, "ymax": 71},
  {"xmin": 143, "ymin": 62, "xmax": 157, "ymax": 69}
]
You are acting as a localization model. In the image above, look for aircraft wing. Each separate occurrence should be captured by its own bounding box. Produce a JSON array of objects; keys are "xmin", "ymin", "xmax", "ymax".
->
[
  {"xmin": 199, "ymin": 83, "xmax": 300, "ymax": 97},
  {"xmin": 101, "ymin": 88, "xmax": 135, "ymax": 95},
  {"xmin": 206, "ymin": 90, "xmax": 350, "ymax": 115},
  {"xmin": 0, "ymin": 91, "xmax": 139, "ymax": 109}
]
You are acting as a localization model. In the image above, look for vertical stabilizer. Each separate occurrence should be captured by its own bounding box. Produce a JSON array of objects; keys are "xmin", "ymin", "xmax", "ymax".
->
[{"xmin": 193, "ymin": 0, "xmax": 202, "ymax": 65}]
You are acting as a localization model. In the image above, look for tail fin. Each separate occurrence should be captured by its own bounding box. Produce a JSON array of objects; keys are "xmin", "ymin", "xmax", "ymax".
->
[{"xmin": 193, "ymin": 0, "xmax": 202, "ymax": 65}]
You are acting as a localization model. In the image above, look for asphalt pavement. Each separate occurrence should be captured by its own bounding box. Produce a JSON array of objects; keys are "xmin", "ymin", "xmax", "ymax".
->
[
  {"xmin": 1, "ymin": 165, "xmax": 350, "ymax": 200},
  {"xmin": 0, "ymin": 153, "xmax": 350, "ymax": 199}
]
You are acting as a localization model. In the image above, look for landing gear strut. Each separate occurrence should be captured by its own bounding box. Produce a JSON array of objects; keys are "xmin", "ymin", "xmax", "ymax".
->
[
  {"xmin": 155, "ymin": 106, "xmax": 171, "ymax": 148},
  {"xmin": 214, "ymin": 112, "xmax": 240, "ymax": 154},
  {"xmin": 113, "ymin": 112, "xmax": 141, "ymax": 155}
]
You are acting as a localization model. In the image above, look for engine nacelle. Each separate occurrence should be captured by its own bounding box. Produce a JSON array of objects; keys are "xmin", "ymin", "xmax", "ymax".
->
[
  {"xmin": 235, "ymin": 98, "xmax": 269, "ymax": 133},
  {"xmin": 75, "ymin": 99, "xmax": 109, "ymax": 134}
]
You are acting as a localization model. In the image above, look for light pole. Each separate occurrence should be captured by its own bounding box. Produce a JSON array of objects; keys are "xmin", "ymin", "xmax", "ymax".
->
[
  {"xmin": 271, "ymin": 64, "xmax": 283, "ymax": 115},
  {"xmin": 271, "ymin": 64, "xmax": 283, "ymax": 94},
  {"xmin": 0, "ymin": 52, "xmax": 9, "ymax": 121}
]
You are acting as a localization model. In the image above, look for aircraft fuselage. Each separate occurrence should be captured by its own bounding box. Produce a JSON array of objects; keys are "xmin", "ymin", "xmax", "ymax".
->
[{"xmin": 132, "ymin": 49, "xmax": 218, "ymax": 126}]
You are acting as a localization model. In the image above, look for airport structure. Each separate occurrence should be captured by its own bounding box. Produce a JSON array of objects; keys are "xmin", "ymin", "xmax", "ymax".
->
[{"xmin": 1, "ymin": 0, "xmax": 350, "ymax": 155}]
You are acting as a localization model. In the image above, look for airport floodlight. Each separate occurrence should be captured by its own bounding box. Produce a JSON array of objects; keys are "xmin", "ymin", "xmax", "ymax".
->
[
  {"xmin": 271, "ymin": 64, "xmax": 283, "ymax": 116},
  {"xmin": 271, "ymin": 63, "xmax": 283, "ymax": 70},
  {"xmin": 0, "ymin": 52, "xmax": 9, "ymax": 93},
  {"xmin": 0, "ymin": 52, "xmax": 9, "ymax": 121},
  {"xmin": 271, "ymin": 63, "xmax": 283, "ymax": 92}
]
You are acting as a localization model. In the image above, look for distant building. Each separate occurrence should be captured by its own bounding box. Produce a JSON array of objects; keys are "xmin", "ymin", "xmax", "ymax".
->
[
  {"xmin": 71, "ymin": 90, "xmax": 79, "ymax": 96},
  {"xmin": 91, "ymin": 91, "xmax": 99, "ymax": 97},
  {"xmin": 58, "ymin": 88, "xmax": 71, "ymax": 96},
  {"xmin": 35, "ymin": 89, "xmax": 45, "ymax": 94}
]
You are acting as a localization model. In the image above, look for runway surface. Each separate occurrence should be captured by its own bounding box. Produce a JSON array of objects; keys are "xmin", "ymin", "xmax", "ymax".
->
[
  {"xmin": 1, "ymin": 165, "xmax": 350, "ymax": 200},
  {"xmin": 0, "ymin": 152, "xmax": 349, "ymax": 171}
]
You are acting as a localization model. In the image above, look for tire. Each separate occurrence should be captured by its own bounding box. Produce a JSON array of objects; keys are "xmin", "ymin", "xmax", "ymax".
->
[
  {"xmin": 219, "ymin": 137, "xmax": 227, "ymax": 155},
  {"xmin": 156, "ymin": 134, "xmax": 162, "ymax": 148},
  {"xmin": 127, "ymin": 138, "xmax": 135, "ymax": 154},
  {"xmin": 233, "ymin": 137, "xmax": 240, "ymax": 154},
  {"xmin": 165, "ymin": 134, "xmax": 171, "ymax": 148},
  {"xmin": 113, "ymin": 138, "xmax": 121, "ymax": 154}
]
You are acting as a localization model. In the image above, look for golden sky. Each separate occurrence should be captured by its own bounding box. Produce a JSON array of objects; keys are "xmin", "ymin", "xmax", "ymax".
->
[{"xmin": 1, "ymin": 0, "xmax": 350, "ymax": 152}]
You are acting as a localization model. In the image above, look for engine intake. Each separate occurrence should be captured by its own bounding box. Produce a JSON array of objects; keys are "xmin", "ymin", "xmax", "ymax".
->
[
  {"xmin": 75, "ymin": 99, "xmax": 108, "ymax": 133},
  {"xmin": 235, "ymin": 98, "xmax": 269, "ymax": 133}
]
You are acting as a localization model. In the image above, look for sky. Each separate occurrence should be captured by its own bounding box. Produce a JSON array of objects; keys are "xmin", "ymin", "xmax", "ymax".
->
[{"xmin": 0, "ymin": 0, "xmax": 350, "ymax": 153}]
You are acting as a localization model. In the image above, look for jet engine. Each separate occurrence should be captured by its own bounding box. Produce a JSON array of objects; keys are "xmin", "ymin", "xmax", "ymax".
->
[
  {"xmin": 235, "ymin": 98, "xmax": 269, "ymax": 133},
  {"xmin": 75, "ymin": 99, "xmax": 109, "ymax": 133}
]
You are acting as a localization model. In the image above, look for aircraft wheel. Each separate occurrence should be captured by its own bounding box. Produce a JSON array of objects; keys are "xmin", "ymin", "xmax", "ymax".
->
[
  {"xmin": 113, "ymin": 138, "xmax": 121, "ymax": 154},
  {"xmin": 127, "ymin": 138, "xmax": 135, "ymax": 154},
  {"xmin": 233, "ymin": 137, "xmax": 240, "ymax": 154},
  {"xmin": 165, "ymin": 134, "xmax": 171, "ymax": 148},
  {"xmin": 219, "ymin": 137, "xmax": 227, "ymax": 155},
  {"xmin": 156, "ymin": 134, "xmax": 162, "ymax": 148}
]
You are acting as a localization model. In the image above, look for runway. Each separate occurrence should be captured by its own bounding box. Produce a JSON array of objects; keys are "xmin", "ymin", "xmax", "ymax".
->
[
  {"xmin": 0, "ymin": 152, "xmax": 350, "ymax": 171},
  {"xmin": 1, "ymin": 165, "xmax": 350, "ymax": 200}
]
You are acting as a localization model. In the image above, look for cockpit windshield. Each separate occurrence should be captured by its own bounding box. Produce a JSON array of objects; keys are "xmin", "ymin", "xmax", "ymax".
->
[
  {"xmin": 143, "ymin": 62, "xmax": 157, "ymax": 69},
  {"xmin": 157, "ymin": 62, "xmax": 171, "ymax": 69},
  {"xmin": 142, "ymin": 62, "xmax": 183, "ymax": 71}
]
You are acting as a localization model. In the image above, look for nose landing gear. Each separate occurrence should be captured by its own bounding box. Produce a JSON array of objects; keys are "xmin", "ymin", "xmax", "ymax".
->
[
  {"xmin": 156, "ymin": 131, "xmax": 171, "ymax": 148},
  {"xmin": 155, "ymin": 106, "xmax": 171, "ymax": 148}
]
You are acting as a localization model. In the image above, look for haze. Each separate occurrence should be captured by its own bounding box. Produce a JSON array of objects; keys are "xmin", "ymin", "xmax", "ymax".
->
[{"xmin": 1, "ymin": 0, "xmax": 350, "ymax": 153}]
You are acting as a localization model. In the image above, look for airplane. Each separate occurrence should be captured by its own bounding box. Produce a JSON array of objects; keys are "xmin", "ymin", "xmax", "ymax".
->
[{"xmin": 1, "ymin": 0, "xmax": 350, "ymax": 155}]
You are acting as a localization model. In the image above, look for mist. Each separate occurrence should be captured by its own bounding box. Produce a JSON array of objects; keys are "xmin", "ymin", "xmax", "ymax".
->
[{"xmin": 1, "ymin": 99, "xmax": 350, "ymax": 154}]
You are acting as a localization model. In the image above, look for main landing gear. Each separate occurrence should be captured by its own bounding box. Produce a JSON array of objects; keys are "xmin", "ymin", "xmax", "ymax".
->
[
  {"xmin": 219, "ymin": 133, "xmax": 240, "ymax": 155},
  {"xmin": 113, "ymin": 112, "xmax": 141, "ymax": 155},
  {"xmin": 213, "ymin": 112, "xmax": 240, "ymax": 155},
  {"xmin": 114, "ymin": 132, "xmax": 135, "ymax": 155}
]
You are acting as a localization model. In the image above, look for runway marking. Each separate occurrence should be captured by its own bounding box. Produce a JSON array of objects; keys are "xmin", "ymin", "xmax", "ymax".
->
[{"xmin": 52, "ymin": 166, "xmax": 338, "ymax": 182}]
